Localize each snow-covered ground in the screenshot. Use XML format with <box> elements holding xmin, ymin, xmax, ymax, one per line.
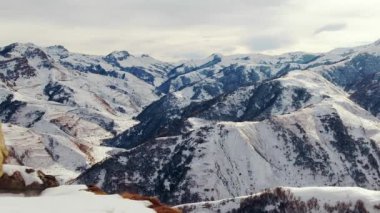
<box><xmin>0</xmin><ymin>185</ymin><xmax>155</xmax><ymax>213</ymax></box>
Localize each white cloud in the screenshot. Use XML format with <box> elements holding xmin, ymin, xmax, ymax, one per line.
<box><xmin>1</xmin><ymin>0</ymin><xmax>380</xmax><ymax>61</ymax></box>
<box><xmin>314</xmin><ymin>24</ymin><xmax>347</xmax><ymax>35</ymax></box>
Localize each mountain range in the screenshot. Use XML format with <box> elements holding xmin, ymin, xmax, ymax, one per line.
<box><xmin>1</xmin><ymin>40</ymin><xmax>380</xmax><ymax>208</ymax></box>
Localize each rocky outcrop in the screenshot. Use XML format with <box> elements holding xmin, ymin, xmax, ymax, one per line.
<box><xmin>0</xmin><ymin>165</ymin><xmax>58</xmax><ymax>193</ymax></box>
<box><xmin>44</xmin><ymin>81</ymin><xmax>77</xmax><ymax>106</ymax></box>
<box><xmin>0</xmin><ymin>57</ymin><xmax>37</xmax><ymax>85</ymax></box>
<box><xmin>0</xmin><ymin>94</ymin><xmax>45</xmax><ymax>128</ymax></box>
<box><xmin>350</xmin><ymin>72</ymin><xmax>380</xmax><ymax>118</ymax></box>
<box><xmin>86</xmin><ymin>185</ymin><xmax>182</xmax><ymax>213</ymax></box>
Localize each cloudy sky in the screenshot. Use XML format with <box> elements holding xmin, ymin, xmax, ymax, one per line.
<box><xmin>1</xmin><ymin>0</ymin><xmax>380</xmax><ymax>61</ymax></box>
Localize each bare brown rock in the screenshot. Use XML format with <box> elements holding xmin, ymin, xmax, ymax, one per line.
<box><xmin>0</xmin><ymin>165</ymin><xmax>59</xmax><ymax>194</ymax></box>
<box><xmin>87</xmin><ymin>185</ymin><xmax>182</xmax><ymax>213</ymax></box>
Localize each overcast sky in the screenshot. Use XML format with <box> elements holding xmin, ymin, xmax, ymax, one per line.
<box><xmin>1</xmin><ymin>0</ymin><xmax>380</xmax><ymax>61</ymax></box>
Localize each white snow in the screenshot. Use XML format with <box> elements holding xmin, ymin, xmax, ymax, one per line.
<box><xmin>148</xmin><ymin>69</ymin><xmax>380</xmax><ymax>203</ymax></box>
<box><xmin>0</xmin><ymin>185</ymin><xmax>155</xmax><ymax>213</ymax></box>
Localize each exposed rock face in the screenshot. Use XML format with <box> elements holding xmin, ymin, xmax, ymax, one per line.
<box><xmin>322</xmin><ymin>53</ymin><xmax>380</xmax><ymax>91</ymax></box>
<box><xmin>0</xmin><ymin>165</ymin><xmax>58</xmax><ymax>193</ymax></box>
<box><xmin>43</xmin><ymin>81</ymin><xmax>76</xmax><ymax>106</ymax></box>
<box><xmin>86</xmin><ymin>185</ymin><xmax>182</xmax><ymax>213</ymax></box>
<box><xmin>0</xmin><ymin>94</ymin><xmax>45</xmax><ymax>128</ymax></box>
<box><xmin>350</xmin><ymin>72</ymin><xmax>380</xmax><ymax>118</ymax></box>
<box><xmin>0</xmin><ymin>57</ymin><xmax>37</xmax><ymax>85</ymax></box>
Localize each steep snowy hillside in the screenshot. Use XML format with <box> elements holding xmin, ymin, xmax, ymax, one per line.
<box><xmin>107</xmin><ymin>57</ymin><xmax>322</xmax><ymax>148</ymax></box>
<box><xmin>107</xmin><ymin>40</ymin><xmax>380</xmax><ymax>149</ymax></box>
<box><xmin>78</xmin><ymin>70</ymin><xmax>380</xmax><ymax>204</ymax></box>
<box><xmin>0</xmin><ymin>43</ymin><xmax>172</xmax><ymax>181</ymax></box>
<box><xmin>305</xmin><ymin>41</ymin><xmax>380</xmax><ymax>118</ymax></box>
<box><xmin>177</xmin><ymin>187</ymin><xmax>380</xmax><ymax>213</ymax></box>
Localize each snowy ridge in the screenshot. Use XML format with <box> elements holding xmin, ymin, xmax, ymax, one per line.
<box><xmin>177</xmin><ymin>186</ymin><xmax>380</xmax><ymax>213</ymax></box>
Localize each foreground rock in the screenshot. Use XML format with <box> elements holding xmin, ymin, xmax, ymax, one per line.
<box><xmin>0</xmin><ymin>164</ymin><xmax>58</xmax><ymax>193</ymax></box>
<box><xmin>86</xmin><ymin>185</ymin><xmax>181</xmax><ymax>213</ymax></box>
<box><xmin>177</xmin><ymin>187</ymin><xmax>380</xmax><ymax>213</ymax></box>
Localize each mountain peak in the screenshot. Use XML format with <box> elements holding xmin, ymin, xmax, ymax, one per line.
<box><xmin>0</xmin><ymin>42</ymin><xmax>47</xmax><ymax>59</ymax></box>
<box><xmin>141</xmin><ymin>54</ymin><xmax>151</xmax><ymax>58</ymax></box>
<box><xmin>105</xmin><ymin>50</ymin><xmax>131</xmax><ymax>61</ymax></box>
<box><xmin>209</xmin><ymin>53</ymin><xmax>223</xmax><ymax>60</ymax></box>
<box><xmin>46</xmin><ymin>45</ymin><xmax>69</xmax><ymax>58</ymax></box>
<box><xmin>373</xmin><ymin>39</ymin><xmax>380</xmax><ymax>46</ymax></box>
<box><xmin>46</xmin><ymin>45</ymin><xmax>68</xmax><ymax>53</ymax></box>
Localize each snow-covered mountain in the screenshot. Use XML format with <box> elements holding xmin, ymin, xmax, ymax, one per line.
<box><xmin>157</xmin><ymin>52</ymin><xmax>318</xmax><ymax>101</ymax></box>
<box><xmin>0</xmin><ymin>42</ymin><xmax>172</xmax><ymax>182</ymax></box>
<box><xmin>2</xmin><ymin>40</ymin><xmax>380</xmax><ymax>209</ymax></box>
<box><xmin>77</xmin><ymin>70</ymin><xmax>380</xmax><ymax>205</ymax></box>
<box><xmin>76</xmin><ymin>41</ymin><xmax>380</xmax><ymax>205</ymax></box>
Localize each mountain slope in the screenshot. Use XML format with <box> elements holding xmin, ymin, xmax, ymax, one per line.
<box><xmin>0</xmin><ymin>43</ymin><xmax>172</xmax><ymax>181</ymax></box>
<box><xmin>77</xmin><ymin>70</ymin><xmax>380</xmax><ymax>205</ymax></box>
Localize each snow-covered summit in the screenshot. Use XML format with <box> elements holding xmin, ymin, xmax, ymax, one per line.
<box><xmin>106</xmin><ymin>50</ymin><xmax>131</xmax><ymax>60</ymax></box>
